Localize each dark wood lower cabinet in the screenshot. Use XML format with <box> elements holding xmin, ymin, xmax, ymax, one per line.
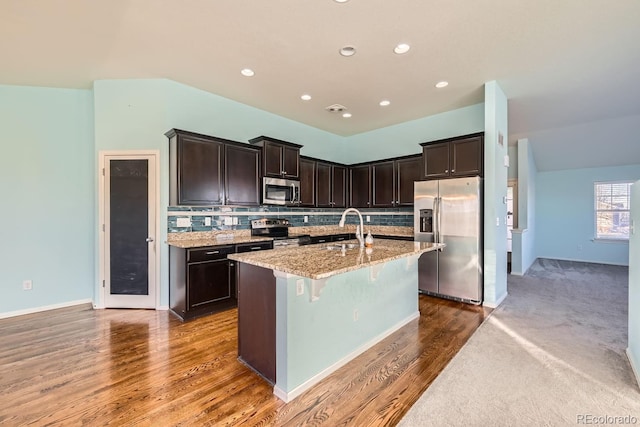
<box><xmin>237</xmin><ymin>262</ymin><xmax>276</xmax><ymax>384</ymax></box>
<box><xmin>170</xmin><ymin>245</ymin><xmax>236</xmax><ymax>321</ymax></box>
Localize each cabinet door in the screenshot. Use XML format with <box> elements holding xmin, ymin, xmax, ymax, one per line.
<box><xmin>396</xmin><ymin>156</ymin><xmax>422</xmax><ymax>206</ymax></box>
<box><xmin>225</xmin><ymin>144</ymin><xmax>260</xmax><ymax>206</ymax></box>
<box><xmin>263</xmin><ymin>142</ymin><xmax>283</xmax><ymax>177</ymax></box>
<box><xmin>349</xmin><ymin>165</ymin><xmax>371</xmax><ymax>208</ymax></box>
<box><xmin>187</xmin><ymin>260</ymin><xmax>233</xmax><ymax>310</ymax></box>
<box><xmin>282</xmin><ymin>146</ymin><xmax>300</xmax><ymax>178</ymax></box>
<box><xmin>299</xmin><ymin>158</ymin><xmax>316</xmax><ymax>207</ymax></box>
<box><xmin>316</xmin><ymin>162</ymin><xmax>332</xmax><ymax>207</ymax></box>
<box><xmin>178</xmin><ymin>135</ymin><xmax>224</xmax><ymax>205</ymax></box>
<box><xmin>371</xmin><ymin>161</ymin><xmax>395</xmax><ymax>208</ymax></box>
<box><xmin>332</xmin><ymin>165</ymin><xmax>347</xmax><ymax>208</ymax></box>
<box><xmin>423</xmin><ymin>142</ymin><xmax>450</xmax><ymax>179</ymax></box>
<box><xmin>451</xmin><ymin>136</ymin><xmax>482</xmax><ymax>177</ymax></box>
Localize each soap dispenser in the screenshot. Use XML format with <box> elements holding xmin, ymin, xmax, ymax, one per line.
<box><xmin>365</xmin><ymin>231</ymin><xmax>374</xmax><ymax>248</ymax></box>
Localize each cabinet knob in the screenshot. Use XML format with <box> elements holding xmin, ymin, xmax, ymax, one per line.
<box><xmin>445</xmin><ymin>169</ymin><xmax>449</xmax><ymax>173</ymax></box>
<box><xmin>451</xmin><ymin>169</ymin><xmax>455</xmax><ymax>172</ymax></box>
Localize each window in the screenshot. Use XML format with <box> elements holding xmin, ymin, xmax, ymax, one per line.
<box><xmin>595</xmin><ymin>181</ymin><xmax>632</xmax><ymax>240</ymax></box>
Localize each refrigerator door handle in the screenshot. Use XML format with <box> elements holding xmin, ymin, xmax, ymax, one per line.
<box><xmin>437</xmin><ymin>196</ymin><xmax>444</xmax><ymax>250</ymax></box>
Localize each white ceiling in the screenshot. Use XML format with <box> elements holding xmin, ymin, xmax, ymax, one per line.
<box><xmin>2</xmin><ymin>0</ymin><xmax>640</xmax><ymax>170</ymax></box>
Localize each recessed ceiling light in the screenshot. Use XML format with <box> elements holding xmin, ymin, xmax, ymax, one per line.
<box><xmin>393</xmin><ymin>43</ymin><xmax>410</xmax><ymax>54</ymax></box>
<box><xmin>334</xmin><ymin>0</ymin><xmax>349</xmax><ymax>3</ymax></box>
<box><xmin>241</xmin><ymin>68</ymin><xmax>255</xmax><ymax>77</ymax></box>
<box><xmin>379</xmin><ymin>100</ymin><xmax>391</xmax><ymax>107</ymax></box>
<box><xmin>301</xmin><ymin>94</ymin><xmax>312</xmax><ymax>101</ymax></box>
<box><xmin>339</xmin><ymin>46</ymin><xmax>356</xmax><ymax>57</ymax></box>
<box><xmin>435</xmin><ymin>81</ymin><xmax>449</xmax><ymax>88</ymax></box>
<box><xmin>342</xmin><ymin>112</ymin><xmax>352</xmax><ymax>118</ymax></box>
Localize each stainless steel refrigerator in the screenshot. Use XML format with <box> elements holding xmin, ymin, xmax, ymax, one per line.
<box><xmin>414</xmin><ymin>177</ymin><xmax>483</xmax><ymax>304</ymax></box>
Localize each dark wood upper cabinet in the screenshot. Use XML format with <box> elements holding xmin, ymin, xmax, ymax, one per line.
<box><xmin>371</xmin><ymin>160</ymin><xmax>395</xmax><ymax>208</ymax></box>
<box><xmin>249</xmin><ymin>136</ymin><xmax>302</xmax><ymax>179</ymax></box>
<box><xmin>315</xmin><ymin>160</ymin><xmax>347</xmax><ymax>208</ymax></box>
<box><xmin>421</xmin><ymin>133</ymin><xmax>484</xmax><ymax>179</ymax></box>
<box><xmin>332</xmin><ymin>165</ymin><xmax>347</xmax><ymax>208</ymax></box>
<box><xmin>299</xmin><ymin>157</ymin><xmax>316</xmax><ymax>207</ymax></box>
<box><xmin>395</xmin><ymin>156</ymin><xmax>422</xmax><ymax>206</ymax></box>
<box><xmin>349</xmin><ymin>164</ymin><xmax>371</xmax><ymax>208</ymax></box>
<box><xmin>224</xmin><ymin>143</ymin><xmax>261</xmax><ymax>206</ymax></box>
<box><xmin>167</xmin><ymin>129</ymin><xmax>225</xmax><ymax>205</ymax></box>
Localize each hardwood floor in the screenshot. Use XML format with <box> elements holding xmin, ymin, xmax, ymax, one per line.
<box><xmin>0</xmin><ymin>296</ymin><xmax>489</xmax><ymax>426</ymax></box>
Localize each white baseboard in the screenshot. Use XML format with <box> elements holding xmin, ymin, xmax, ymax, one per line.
<box><xmin>273</xmin><ymin>310</ymin><xmax>420</xmax><ymax>403</ymax></box>
<box><xmin>483</xmin><ymin>291</ymin><xmax>508</xmax><ymax>309</ymax></box>
<box><xmin>157</xmin><ymin>305</ymin><xmax>169</xmax><ymax>311</ymax></box>
<box><xmin>537</xmin><ymin>256</ymin><xmax>628</xmax><ymax>267</ymax></box>
<box><xmin>0</xmin><ymin>299</ymin><xmax>94</xmax><ymax>320</ymax></box>
<box><xmin>626</xmin><ymin>348</ymin><xmax>640</xmax><ymax>390</ymax></box>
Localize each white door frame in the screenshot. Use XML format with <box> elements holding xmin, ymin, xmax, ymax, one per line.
<box><xmin>97</xmin><ymin>150</ymin><xmax>161</xmax><ymax>309</ymax></box>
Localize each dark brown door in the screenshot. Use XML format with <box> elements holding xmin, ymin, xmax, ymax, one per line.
<box><xmin>225</xmin><ymin>144</ymin><xmax>260</xmax><ymax>206</ymax></box>
<box><xmin>423</xmin><ymin>142</ymin><xmax>450</xmax><ymax>179</ymax></box>
<box><xmin>187</xmin><ymin>260</ymin><xmax>233</xmax><ymax>310</ymax></box>
<box><xmin>371</xmin><ymin>161</ymin><xmax>395</xmax><ymax>208</ymax></box>
<box><xmin>349</xmin><ymin>165</ymin><xmax>371</xmax><ymax>208</ymax></box>
<box><xmin>282</xmin><ymin>146</ymin><xmax>300</xmax><ymax>178</ymax></box>
<box><xmin>332</xmin><ymin>166</ymin><xmax>347</xmax><ymax>208</ymax></box>
<box><xmin>451</xmin><ymin>136</ymin><xmax>482</xmax><ymax>177</ymax></box>
<box><xmin>299</xmin><ymin>157</ymin><xmax>316</xmax><ymax>206</ymax></box>
<box><xmin>396</xmin><ymin>156</ymin><xmax>422</xmax><ymax>206</ymax></box>
<box><xmin>178</xmin><ymin>135</ymin><xmax>224</xmax><ymax>205</ymax></box>
<box><xmin>316</xmin><ymin>161</ymin><xmax>332</xmax><ymax>207</ymax></box>
<box><xmin>263</xmin><ymin>142</ymin><xmax>283</xmax><ymax>177</ymax></box>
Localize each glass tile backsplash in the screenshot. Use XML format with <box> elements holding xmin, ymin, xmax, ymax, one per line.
<box><xmin>167</xmin><ymin>205</ymin><xmax>414</xmax><ymax>233</ymax></box>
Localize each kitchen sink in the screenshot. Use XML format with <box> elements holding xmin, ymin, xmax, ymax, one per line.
<box><xmin>325</xmin><ymin>243</ymin><xmax>359</xmax><ymax>251</ymax></box>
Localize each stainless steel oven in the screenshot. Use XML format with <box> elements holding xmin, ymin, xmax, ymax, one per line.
<box><xmin>250</xmin><ymin>218</ymin><xmax>310</xmax><ymax>249</ymax></box>
<box><xmin>262</xmin><ymin>177</ymin><xmax>300</xmax><ymax>206</ymax></box>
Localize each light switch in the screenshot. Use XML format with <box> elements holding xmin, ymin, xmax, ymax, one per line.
<box><xmin>176</xmin><ymin>217</ymin><xmax>191</xmax><ymax>227</ymax></box>
<box><xmin>204</xmin><ymin>217</ymin><xmax>211</xmax><ymax>226</ymax></box>
<box><xmin>496</xmin><ymin>217</ymin><xmax>500</xmax><ymax>226</ymax></box>
<box><xmin>232</xmin><ymin>217</ymin><xmax>238</xmax><ymax>225</ymax></box>
<box><xmin>504</xmin><ymin>154</ymin><xmax>510</xmax><ymax>167</ymax></box>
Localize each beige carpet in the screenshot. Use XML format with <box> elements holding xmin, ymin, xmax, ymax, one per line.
<box><xmin>399</xmin><ymin>259</ymin><xmax>640</xmax><ymax>426</ymax></box>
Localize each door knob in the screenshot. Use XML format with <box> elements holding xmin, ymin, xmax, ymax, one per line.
<box><xmin>146</xmin><ymin>237</ymin><xmax>154</xmax><ymax>243</ymax></box>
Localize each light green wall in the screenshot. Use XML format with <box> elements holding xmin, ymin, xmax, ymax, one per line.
<box><xmin>511</xmin><ymin>138</ymin><xmax>538</xmax><ymax>275</ymax></box>
<box><xmin>628</xmin><ymin>180</ymin><xmax>640</xmax><ymax>384</ymax></box>
<box><xmin>165</xmin><ymin>80</ymin><xmax>346</xmax><ymax>162</ymax></box>
<box><xmin>0</xmin><ymin>85</ymin><xmax>94</xmax><ymax>315</ymax></box>
<box><xmin>342</xmin><ymin>103</ymin><xmax>485</xmax><ymax>164</ymax></box>
<box><xmin>483</xmin><ymin>81</ymin><xmax>509</xmax><ymax>307</ymax></box>
<box><xmin>508</xmin><ymin>145</ymin><xmax>518</xmax><ymax>180</ymax></box>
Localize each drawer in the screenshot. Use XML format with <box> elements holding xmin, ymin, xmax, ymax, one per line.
<box><xmin>188</xmin><ymin>245</ymin><xmax>235</xmax><ymax>262</ymax></box>
<box><xmin>310</xmin><ymin>235</ymin><xmax>332</xmax><ymax>244</ymax></box>
<box><xmin>236</xmin><ymin>241</ymin><xmax>274</xmax><ymax>253</ymax></box>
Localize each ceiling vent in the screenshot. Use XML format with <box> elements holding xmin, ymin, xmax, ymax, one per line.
<box><xmin>325</xmin><ymin>104</ymin><xmax>347</xmax><ymax>113</ymax></box>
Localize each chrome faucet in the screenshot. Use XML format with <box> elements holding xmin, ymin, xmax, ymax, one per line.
<box><xmin>338</xmin><ymin>208</ymin><xmax>365</xmax><ymax>248</ymax></box>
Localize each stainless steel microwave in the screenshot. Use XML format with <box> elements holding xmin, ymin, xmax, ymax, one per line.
<box><xmin>262</xmin><ymin>177</ymin><xmax>300</xmax><ymax>206</ymax></box>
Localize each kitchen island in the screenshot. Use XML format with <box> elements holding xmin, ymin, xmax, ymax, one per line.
<box><xmin>228</xmin><ymin>239</ymin><xmax>442</xmax><ymax>402</ymax></box>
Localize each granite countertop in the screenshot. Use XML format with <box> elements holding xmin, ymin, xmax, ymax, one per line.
<box><xmin>167</xmin><ymin>235</ymin><xmax>273</xmax><ymax>249</ymax></box>
<box><xmin>228</xmin><ymin>239</ymin><xmax>443</xmax><ymax>280</ymax></box>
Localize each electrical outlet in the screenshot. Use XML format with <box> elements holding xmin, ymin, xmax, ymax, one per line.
<box><xmin>304</xmin><ymin>216</ymin><xmax>308</xmax><ymax>223</ymax></box>
<box><xmin>366</xmin><ymin>215</ymin><xmax>371</xmax><ymax>222</ymax></box>
<box><xmin>496</xmin><ymin>217</ymin><xmax>500</xmax><ymax>226</ymax></box>
<box><xmin>176</xmin><ymin>217</ymin><xmax>191</xmax><ymax>227</ymax></box>
<box><xmin>223</xmin><ymin>216</ymin><xmax>233</xmax><ymax>226</ymax></box>
<box><xmin>204</xmin><ymin>217</ymin><xmax>211</xmax><ymax>226</ymax></box>
<box><xmin>353</xmin><ymin>309</ymin><xmax>359</xmax><ymax>322</ymax></box>
<box><xmin>23</xmin><ymin>280</ymin><xmax>32</xmax><ymax>290</ymax></box>
<box><xmin>577</xmin><ymin>244</ymin><xmax>583</xmax><ymax>251</ymax></box>
<box><xmin>232</xmin><ymin>217</ymin><xmax>238</xmax><ymax>225</ymax></box>
<box><xmin>296</xmin><ymin>279</ymin><xmax>304</xmax><ymax>296</ymax></box>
